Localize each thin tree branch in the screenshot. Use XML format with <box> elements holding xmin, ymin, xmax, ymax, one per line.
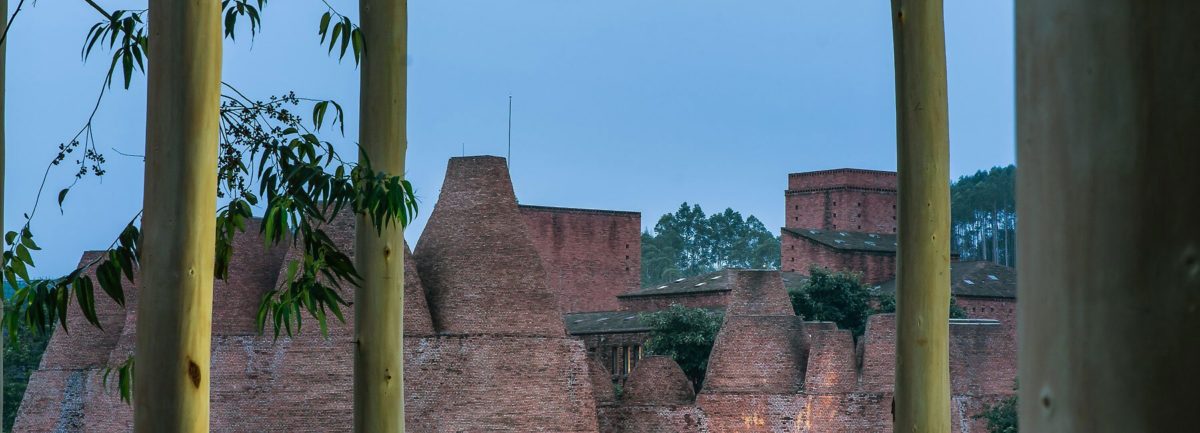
<box><xmin>0</xmin><ymin>0</ymin><xmax>28</xmax><ymax>46</ymax></box>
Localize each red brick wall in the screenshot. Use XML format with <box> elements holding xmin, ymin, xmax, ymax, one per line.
<box><xmin>520</xmin><ymin>205</ymin><xmax>640</xmax><ymax>313</ymax></box>
<box><xmin>957</xmin><ymin>297</ymin><xmax>1017</xmax><ymax>341</ymax></box>
<box><xmin>623</xmin><ymin>356</ymin><xmax>695</xmax><ymax>405</ymax></box>
<box><xmin>804</xmin><ymin>328</ymin><xmax>857</xmax><ymax>394</ymax></box>
<box><xmin>725</xmin><ymin>270</ymin><xmax>793</xmax><ymax>316</ymax></box>
<box><xmin>597</xmin><ymin>405</ymin><xmax>705</xmax><ymax>433</ymax></box>
<box><xmin>701</xmin><ymin>315</ymin><xmax>808</xmax><ymax>395</ymax></box>
<box><xmin>617</xmin><ymin>291</ymin><xmax>730</xmax><ymax>312</ymax></box>
<box><xmin>781</xmin><ymin>234</ymin><xmax>897</xmax><ymax>284</ymax></box>
<box><xmin>785</xmin><ymin>169</ymin><xmax>898</xmax><ymax>234</ymax></box>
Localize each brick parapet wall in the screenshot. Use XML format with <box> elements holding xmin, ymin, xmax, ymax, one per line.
<box><xmin>782</xmin><ymin>233</ymin><xmax>897</xmax><ymax>284</ymax></box>
<box><xmin>804</xmin><ymin>328</ymin><xmax>858</xmax><ymax>394</ymax></box>
<box><xmin>785</xmin><ymin>169</ymin><xmax>898</xmax><ymax>234</ymax></box>
<box><xmin>725</xmin><ymin>270</ymin><xmax>793</xmax><ymax>316</ymax></box>
<box><xmin>702</xmin><ymin>315</ymin><xmax>808</xmax><ymax>395</ymax></box>
<box><xmin>957</xmin><ymin>297</ymin><xmax>1017</xmax><ymax>342</ymax></box>
<box><xmin>622</xmin><ymin>356</ymin><xmax>695</xmax><ymax>406</ymax></box>
<box><xmin>520</xmin><ymin>205</ymin><xmax>640</xmax><ymax>313</ymax></box>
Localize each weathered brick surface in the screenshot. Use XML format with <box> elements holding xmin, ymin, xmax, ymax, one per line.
<box><xmin>725</xmin><ymin>270</ymin><xmax>793</xmax><ymax>316</ymax></box>
<box><xmin>623</xmin><ymin>356</ymin><xmax>695</xmax><ymax>406</ymax></box>
<box><xmin>590</xmin><ymin>357</ymin><xmax>617</xmax><ymax>403</ymax></box>
<box><xmin>957</xmin><ymin>297</ymin><xmax>1016</xmax><ymax>341</ymax></box>
<box><xmin>415</xmin><ymin>156</ymin><xmax>565</xmax><ymax>337</ymax></box>
<box><xmin>785</xmin><ymin>169</ymin><xmax>898</xmax><ymax>234</ymax></box>
<box><xmin>521</xmin><ymin>205</ymin><xmax>641</xmax><ymax>313</ymax></box>
<box><xmin>803</xmin><ymin>328</ymin><xmax>857</xmax><ymax>394</ymax></box>
<box><xmin>213</xmin><ymin>218</ymin><xmax>288</xmax><ymax>335</ymax></box>
<box><xmin>598</xmin><ymin>405</ymin><xmax>707</xmax><ymax>433</ymax></box>
<box><xmin>37</xmin><ymin>252</ymin><xmax>130</xmax><ymax>370</ymax></box>
<box><xmin>781</xmin><ymin>233</ymin><xmax>896</xmax><ymax>284</ymax></box>
<box><xmin>405</xmin><ymin>336</ymin><xmax>600</xmax><ymax>433</ymax></box>
<box><xmin>702</xmin><ymin>315</ymin><xmax>808</xmax><ymax>395</ymax></box>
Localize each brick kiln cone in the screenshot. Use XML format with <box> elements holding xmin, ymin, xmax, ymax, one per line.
<box><xmin>415</xmin><ymin>156</ymin><xmax>566</xmax><ymax>337</ymax></box>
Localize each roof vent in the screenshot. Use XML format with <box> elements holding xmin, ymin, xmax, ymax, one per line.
<box><xmin>838</xmin><ymin>232</ymin><xmax>848</xmax><ymax>236</ymax></box>
<box><xmin>694</xmin><ymin>282</ymin><xmax>706</xmax><ymax>287</ymax></box>
<box><xmin>964</xmin><ymin>279</ymin><xmax>975</xmax><ymax>285</ymax></box>
<box><xmin>674</xmin><ymin>278</ymin><xmax>685</xmax><ymax>283</ymax></box>
<box><xmin>574</xmin><ymin>319</ymin><xmax>584</xmax><ymax>323</ymax></box>
<box><xmin>865</xmin><ymin>241</ymin><xmax>876</xmax><ymax>246</ymax></box>
<box><xmin>869</xmin><ymin>234</ymin><xmax>879</xmax><ymax>238</ymax></box>
<box><xmin>624</xmin><ymin>316</ymin><xmax>636</xmax><ymax>321</ymax></box>
<box><xmin>987</xmin><ymin>275</ymin><xmax>999</xmax><ymax>281</ymax></box>
<box><xmin>834</xmin><ymin>239</ymin><xmax>846</xmax><ymax>244</ymax></box>
<box><xmin>809</xmin><ymin>230</ymin><xmax>818</xmax><ymax>234</ymax></box>
<box><xmin>710</xmin><ymin>275</ymin><xmax>722</xmax><ymax>280</ymax></box>
<box><xmin>657</xmin><ymin>285</ymin><xmax>668</xmax><ymax>290</ymax></box>
<box><xmin>597</xmin><ymin>317</ymin><xmax>609</xmax><ymax>322</ymax></box>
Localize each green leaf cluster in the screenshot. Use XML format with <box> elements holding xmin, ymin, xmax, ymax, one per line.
<box><xmin>318</xmin><ymin>10</ymin><xmax>363</xmax><ymax>64</ymax></box>
<box><xmin>974</xmin><ymin>393</ymin><xmax>1018</xmax><ymax>433</ymax></box>
<box><xmin>788</xmin><ymin>266</ymin><xmax>874</xmax><ymax>336</ymax></box>
<box><xmin>82</xmin><ymin>9</ymin><xmax>147</xmax><ymax>89</ymax></box>
<box><xmin>642</xmin><ymin>203</ymin><xmax>781</xmax><ymax>286</ymax></box>
<box><xmin>215</xmin><ymin>88</ymin><xmax>417</xmax><ymax>339</ymax></box>
<box><xmin>4</xmin><ymin>303</ymin><xmax>53</xmax><ymax>432</ymax></box>
<box><xmin>640</xmin><ymin>305</ymin><xmax>723</xmax><ymax>390</ymax></box>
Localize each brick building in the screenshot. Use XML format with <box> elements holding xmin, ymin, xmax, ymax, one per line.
<box><xmin>15</xmin><ymin>158</ymin><xmax>1016</xmax><ymax>432</ymax></box>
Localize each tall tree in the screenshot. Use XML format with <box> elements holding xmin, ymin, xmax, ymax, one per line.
<box><xmin>640</xmin><ymin>305</ymin><xmax>722</xmax><ymax>391</ymax></box>
<box><xmin>891</xmin><ymin>0</ymin><xmax>952</xmax><ymax>431</ymax></box>
<box><xmin>133</xmin><ymin>0</ymin><xmax>221</xmax><ymax>430</ymax></box>
<box><xmin>641</xmin><ymin>203</ymin><xmax>780</xmax><ymax>286</ymax></box>
<box><xmin>354</xmin><ymin>0</ymin><xmax>408</xmax><ymax>431</ymax></box>
<box><xmin>1017</xmin><ymin>1</ymin><xmax>1199</xmax><ymax>431</ymax></box>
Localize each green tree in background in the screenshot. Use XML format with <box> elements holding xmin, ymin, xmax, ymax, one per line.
<box><xmin>4</xmin><ymin>305</ymin><xmax>51</xmax><ymax>432</ymax></box>
<box><xmin>788</xmin><ymin>267</ymin><xmax>874</xmax><ymax>336</ymax></box>
<box><xmin>641</xmin><ymin>203</ymin><xmax>780</xmax><ymax>286</ymax></box>
<box><xmin>788</xmin><ymin>266</ymin><xmax>966</xmax><ymax>337</ymax></box>
<box><xmin>974</xmin><ymin>394</ymin><xmax>1017</xmax><ymax>433</ymax></box>
<box><xmin>951</xmin><ymin>165</ymin><xmax>1016</xmax><ymax>266</ymax></box>
<box><xmin>640</xmin><ymin>305</ymin><xmax>722</xmax><ymax>391</ymax></box>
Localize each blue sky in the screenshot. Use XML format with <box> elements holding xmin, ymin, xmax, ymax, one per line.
<box><xmin>5</xmin><ymin>1</ymin><xmax>1013</xmax><ymax>276</ymax></box>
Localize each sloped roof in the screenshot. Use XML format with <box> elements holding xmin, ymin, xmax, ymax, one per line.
<box><xmin>782</xmin><ymin>227</ymin><xmax>898</xmax><ymax>253</ymax></box>
<box><xmin>874</xmin><ymin>261</ymin><xmax>1016</xmax><ymax>299</ymax></box>
<box><xmin>564</xmin><ymin>307</ymin><xmax>724</xmax><ymax>335</ymax></box>
<box><xmin>619</xmin><ymin>269</ymin><xmax>808</xmax><ymax>298</ymax></box>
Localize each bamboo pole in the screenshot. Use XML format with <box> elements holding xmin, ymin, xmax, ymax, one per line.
<box><xmin>1</xmin><ymin>0</ymin><xmax>6</xmax><ymax>426</ymax></box>
<box><xmin>890</xmin><ymin>1</ymin><xmax>951</xmax><ymax>432</ymax></box>
<box><xmin>1016</xmin><ymin>1</ymin><xmax>1200</xmax><ymax>431</ymax></box>
<box><xmin>132</xmin><ymin>0</ymin><xmax>221</xmax><ymax>431</ymax></box>
<box><xmin>354</xmin><ymin>0</ymin><xmax>407</xmax><ymax>431</ymax></box>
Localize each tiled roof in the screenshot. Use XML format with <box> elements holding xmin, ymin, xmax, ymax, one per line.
<box><xmin>782</xmin><ymin>227</ymin><xmax>898</xmax><ymax>253</ymax></box>
<box><xmin>618</xmin><ymin>269</ymin><xmax>808</xmax><ymax>299</ymax></box>
<box><xmin>563</xmin><ymin>307</ymin><xmax>725</xmax><ymax>335</ymax></box>
<box><xmin>874</xmin><ymin>261</ymin><xmax>1016</xmax><ymax>299</ymax></box>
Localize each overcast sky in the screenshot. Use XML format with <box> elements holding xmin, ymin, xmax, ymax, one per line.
<box><xmin>5</xmin><ymin>1</ymin><xmax>1013</xmax><ymax>276</ymax></box>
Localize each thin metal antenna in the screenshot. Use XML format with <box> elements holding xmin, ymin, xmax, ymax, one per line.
<box><xmin>507</xmin><ymin>95</ymin><xmax>513</xmax><ymax>166</ymax></box>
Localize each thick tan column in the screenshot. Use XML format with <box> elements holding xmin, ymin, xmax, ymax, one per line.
<box><xmin>1016</xmin><ymin>1</ymin><xmax>1200</xmax><ymax>431</ymax></box>
<box><xmin>132</xmin><ymin>0</ymin><xmax>221</xmax><ymax>431</ymax></box>
<box><xmin>354</xmin><ymin>0</ymin><xmax>408</xmax><ymax>431</ymax></box>
<box><xmin>890</xmin><ymin>1</ymin><xmax>952</xmax><ymax>432</ymax></box>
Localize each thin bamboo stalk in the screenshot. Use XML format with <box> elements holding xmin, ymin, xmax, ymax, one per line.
<box><xmin>891</xmin><ymin>0</ymin><xmax>952</xmax><ymax>431</ymax></box>
<box><xmin>354</xmin><ymin>0</ymin><xmax>407</xmax><ymax>431</ymax></box>
<box><xmin>132</xmin><ymin>0</ymin><xmax>221</xmax><ymax>431</ymax></box>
